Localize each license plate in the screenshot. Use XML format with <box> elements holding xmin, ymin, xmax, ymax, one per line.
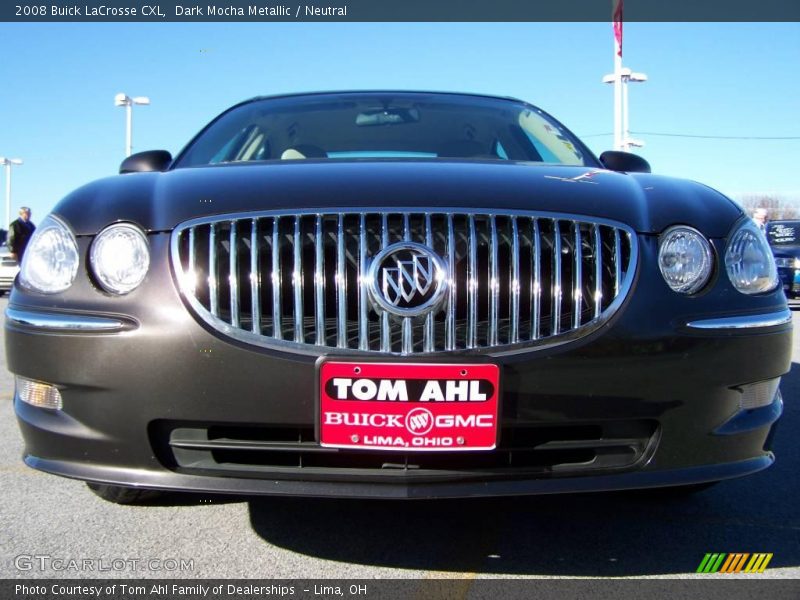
<box><xmin>319</xmin><ymin>362</ymin><xmax>500</xmax><ymax>451</ymax></box>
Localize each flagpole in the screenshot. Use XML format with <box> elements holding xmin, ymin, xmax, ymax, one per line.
<box><xmin>613</xmin><ymin>0</ymin><xmax>623</xmax><ymax>150</ymax></box>
<box><xmin>614</xmin><ymin>37</ymin><xmax>623</xmax><ymax>150</ymax></box>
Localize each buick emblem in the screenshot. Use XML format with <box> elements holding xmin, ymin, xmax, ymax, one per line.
<box><xmin>367</xmin><ymin>242</ymin><xmax>448</xmax><ymax>317</ymax></box>
<box><xmin>405</xmin><ymin>408</ymin><xmax>434</xmax><ymax>436</ymax></box>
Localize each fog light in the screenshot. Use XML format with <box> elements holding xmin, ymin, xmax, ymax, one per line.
<box><xmin>16</xmin><ymin>377</ymin><xmax>63</xmax><ymax>410</ymax></box>
<box><xmin>739</xmin><ymin>379</ymin><xmax>780</xmax><ymax>410</ymax></box>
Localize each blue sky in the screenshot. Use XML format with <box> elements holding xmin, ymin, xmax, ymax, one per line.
<box><xmin>0</xmin><ymin>22</ymin><xmax>798</xmax><ymax>224</ymax></box>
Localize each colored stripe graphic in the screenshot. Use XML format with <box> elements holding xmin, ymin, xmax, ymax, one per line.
<box><xmin>744</xmin><ymin>553</ymin><xmax>773</xmax><ymax>573</ymax></box>
<box><xmin>697</xmin><ymin>553</ymin><xmax>773</xmax><ymax>573</ymax></box>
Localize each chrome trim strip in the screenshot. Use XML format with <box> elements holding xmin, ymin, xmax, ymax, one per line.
<box><xmin>250</xmin><ymin>219</ymin><xmax>261</xmax><ymax>334</ymax></box>
<box><xmin>687</xmin><ymin>310</ymin><xmax>792</xmax><ymax>330</ymax></box>
<box><xmin>229</xmin><ymin>220</ymin><xmax>239</xmax><ymax>328</ymax></box>
<box><xmin>5</xmin><ymin>308</ymin><xmax>129</xmax><ymax>332</ymax></box>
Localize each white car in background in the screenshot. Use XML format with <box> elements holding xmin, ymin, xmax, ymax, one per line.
<box><xmin>0</xmin><ymin>245</ymin><xmax>19</xmax><ymax>295</ymax></box>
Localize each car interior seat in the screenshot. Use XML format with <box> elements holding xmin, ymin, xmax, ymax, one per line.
<box><xmin>280</xmin><ymin>144</ymin><xmax>328</xmax><ymax>160</ymax></box>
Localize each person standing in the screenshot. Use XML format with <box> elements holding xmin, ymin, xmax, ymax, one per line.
<box><xmin>8</xmin><ymin>207</ymin><xmax>36</xmax><ymax>262</ymax></box>
<box><xmin>752</xmin><ymin>208</ymin><xmax>768</xmax><ymax>232</ymax></box>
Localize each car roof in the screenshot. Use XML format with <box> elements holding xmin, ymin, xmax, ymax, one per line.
<box><xmin>233</xmin><ymin>90</ymin><xmax>527</xmax><ymax>110</ymax></box>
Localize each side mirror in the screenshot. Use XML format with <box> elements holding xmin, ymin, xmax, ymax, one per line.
<box><xmin>119</xmin><ymin>150</ymin><xmax>172</xmax><ymax>174</ymax></box>
<box><xmin>599</xmin><ymin>150</ymin><xmax>651</xmax><ymax>174</ymax></box>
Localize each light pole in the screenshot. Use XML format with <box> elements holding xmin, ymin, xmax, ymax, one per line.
<box><xmin>114</xmin><ymin>93</ymin><xmax>150</xmax><ymax>157</ymax></box>
<box><xmin>621</xmin><ymin>68</ymin><xmax>647</xmax><ymax>150</ymax></box>
<box><xmin>602</xmin><ymin>67</ymin><xmax>648</xmax><ymax>151</ymax></box>
<box><xmin>0</xmin><ymin>157</ymin><xmax>23</xmax><ymax>231</ymax></box>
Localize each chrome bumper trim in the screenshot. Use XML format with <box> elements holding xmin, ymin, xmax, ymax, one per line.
<box><xmin>686</xmin><ymin>309</ymin><xmax>792</xmax><ymax>330</ymax></box>
<box><xmin>5</xmin><ymin>308</ymin><xmax>129</xmax><ymax>332</ymax></box>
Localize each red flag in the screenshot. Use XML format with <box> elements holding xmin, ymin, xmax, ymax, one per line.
<box><xmin>613</xmin><ymin>0</ymin><xmax>623</xmax><ymax>57</ymax></box>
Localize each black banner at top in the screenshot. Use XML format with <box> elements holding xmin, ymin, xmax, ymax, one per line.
<box><xmin>2</xmin><ymin>0</ymin><xmax>800</xmax><ymax>22</ymax></box>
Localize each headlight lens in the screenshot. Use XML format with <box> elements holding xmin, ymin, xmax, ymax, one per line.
<box><xmin>724</xmin><ymin>221</ymin><xmax>778</xmax><ymax>295</ymax></box>
<box><xmin>19</xmin><ymin>215</ymin><xmax>80</xmax><ymax>294</ymax></box>
<box><xmin>658</xmin><ymin>226</ymin><xmax>713</xmax><ymax>294</ymax></box>
<box><xmin>90</xmin><ymin>223</ymin><xmax>150</xmax><ymax>294</ymax></box>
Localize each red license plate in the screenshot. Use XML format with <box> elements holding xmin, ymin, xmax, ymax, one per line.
<box><xmin>319</xmin><ymin>362</ymin><xmax>499</xmax><ymax>451</ymax></box>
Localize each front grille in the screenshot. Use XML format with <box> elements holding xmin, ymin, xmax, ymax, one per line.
<box><xmin>155</xmin><ymin>420</ymin><xmax>658</xmax><ymax>480</ymax></box>
<box><xmin>171</xmin><ymin>210</ymin><xmax>636</xmax><ymax>354</ymax></box>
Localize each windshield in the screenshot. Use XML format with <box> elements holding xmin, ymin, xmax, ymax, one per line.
<box><xmin>174</xmin><ymin>93</ymin><xmax>593</xmax><ymax>168</ymax></box>
<box><xmin>767</xmin><ymin>222</ymin><xmax>800</xmax><ymax>246</ymax></box>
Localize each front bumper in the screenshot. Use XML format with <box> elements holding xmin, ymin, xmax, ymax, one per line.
<box><xmin>5</xmin><ymin>235</ymin><xmax>793</xmax><ymax>498</ymax></box>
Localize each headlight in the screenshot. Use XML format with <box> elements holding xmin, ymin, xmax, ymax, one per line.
<box><xmin>657</xmin><ymin>226</ymin><xmax>713</xmax><ymax>294</ymax></box>
<box><xmin>19</xmin><ymin>215</ymin><xmax>80</xmax><ymax>294</ymax></box>
<box><xmin>90</xmin><ymin>223</ymin><xmax>150</xmax><ymax>294</ymax></box>
<box><xmin>724</xmin><ymin>221</ymin><xmax>778</xmax><ymax>295</ymax></box>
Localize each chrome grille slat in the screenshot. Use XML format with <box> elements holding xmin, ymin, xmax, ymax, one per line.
<box><xmin>380</xmin><ymin>213</ymin><xmax>390</xmax><ymax>352</ymax></box>
<box><xmin>552</xmin><ymin>221</ymin><xmax>562</xmax><ymax>336</ymax></box>
<box><xmin>614</xmin><ymin>228</ymin><xmax>622</xmax><ymax>297</ymax></box>
<box><xmin>510</xmin><ymin>217</ymin><xmax>520</xmax><ymax>344</ymax></box>
<box><xmin>314</xmin><ymin>215</ymin><xmax>325</xmax><ymax>345</ymax></box>
<box><xmin>187</xmin><ymin>228</ymin><xmax>196</xmax><ymax>293</ymax></box>
<box><xmin>445</xmin><ymin>214</ymin><xmax>456</xmax><ymax>351</ymax></box>
<box><xmin>358</xmin><ymin>214</ymin><xmax>369</xmax><ymax>351</ymax></box>
<box><xmin>593</xmin><ymin>224</ymin><xmax>602</xmax><ymax>320</ymax></box>
<box><xmin>229</xmin><ymin>221</ymin><xmax>240</xmax><ymax>328</ymax></box>
<box><xmin>292</xmin><ymin>217</ymin><xmax>303</xmax><ymax>343</ymax></box>
<box><xmin>531</xmin><ymin>218</ymin><xmax>541</xmax><ymax>341</ymax></box>
<box><xmin>402</xmin><ymin>318</ymin><xmax>413</xmax><ymax>355</ymax></box>
<box><xmin>250</xmin><ymin>219</ymin><xmax>261</xmax><ymax>335</ymax></box>
<box><xmin>572</xmin><ymin>222</ymin><xmax>582</xmax><ymax>330</ymax></box>
<box><xmin>174</xmin><ymin>210</ymin><xmax>637</xmax><ymax>355</ymax></box>
<box><xmin>467</xmin><ymin>215</ymin><xmax>478</xmax><ymax>349</ymax></box>
<box><xmin>271</xmin><ymin>218</ymin><xmax>282</xmax><ymax>339</ymax></box>
<box><xmin>208</xmin><ymin>223</ymin><xmax>218</xmax><ymax>317</ymax></box>
<box><xmin>424</xmin><ymin>213</ymin><xmax>435</xmax><ymax>353</ymax></box>
<box><xmin>489</xmin><ymin>215</ymin><xmax>499</xmax><ymax>347</ymax></box>
<box><xmin>336</xmin><ymin>214</ymin><xmax>347</xmax><ymax>348</ymax></box>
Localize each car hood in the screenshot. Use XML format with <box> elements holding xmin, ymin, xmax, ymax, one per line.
<box><xmin>53</xmin><ymin>160</ymin><xmax>743</xmax><ymax>237</ymax></box>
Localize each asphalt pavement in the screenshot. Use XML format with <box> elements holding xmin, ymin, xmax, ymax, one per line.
<box><xmin>1</xmin><ymin>295</ymin><xmax>798</xmax><ymax>580</ymax></box>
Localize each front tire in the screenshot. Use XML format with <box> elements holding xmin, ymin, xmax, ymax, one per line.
<box><xmin>86</xmin><ymin>482</ymin><xmax>163</xmax><ymax>504</ymax></box>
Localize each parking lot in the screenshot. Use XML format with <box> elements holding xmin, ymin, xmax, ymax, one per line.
<box><xmin>1</xmin><ymin>295</ymin><xmax>798</xmax><ymax>580</ymax></box>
